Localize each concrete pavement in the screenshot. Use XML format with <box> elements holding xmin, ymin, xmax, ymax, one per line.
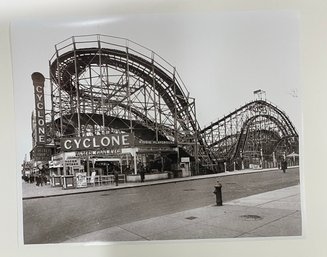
<box><xmin>62</xmin><ymin>185</ymin><xmax>301</xmax><ymax>243</ymax></box>
<box><xmin>21</xmin><ymin>167</ymin><xmax>302</xmax><ymax>243</ymax></box>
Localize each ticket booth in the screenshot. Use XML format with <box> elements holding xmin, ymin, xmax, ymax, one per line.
<box><xmin>49</xmin><ymin>159</ymin><xmax>63</xmax><ymax>187</ymax></box>
<box><xmin>180</xmin><ymin>157</ymin><xmax>191</xmax><ymax>177</ymax></box>
<box><xmin>62</xmin><ymin>158</ymin><xmax>83</xmax><ymax>189</ymax></box>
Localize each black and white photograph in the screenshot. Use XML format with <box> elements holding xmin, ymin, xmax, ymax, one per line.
<box><xmin>11</xmin><ymin>11</ymin><xmax>302</xmax><ymax>245</ymax></box>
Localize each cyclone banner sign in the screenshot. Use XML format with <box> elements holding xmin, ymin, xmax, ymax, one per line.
<box><xmin>32</xmin><ymin>72</ymin><xmax>47</xmax><ymax>145</ymax></box>
<box><xmin>60</xmin><ymin>133</ymin><xmax>134</xmax><ymax>152</ymax></box>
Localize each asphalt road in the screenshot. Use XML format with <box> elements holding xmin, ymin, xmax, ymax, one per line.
<box><xmin>23</xmin><ymin>167</ymin><xmax>300</xmax><ymax>244</ymax></box>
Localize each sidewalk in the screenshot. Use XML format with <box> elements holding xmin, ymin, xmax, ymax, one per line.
<box><xmin>22</xmin><ymin>167</ymin><xmax>298</xmax><ymax>199</ymax></box>
<box><xmin>62</xmin><ymin>185</ymin><xmax>301</xmax><ymax>243</ymax></box>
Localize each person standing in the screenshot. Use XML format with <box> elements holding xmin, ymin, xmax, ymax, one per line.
<box><xmin>30</xmin><ymin>172</ymin><xmax>34</xmax><ymax>183</ymax></box>
<box><xmin>140</xmin><ymin>167</ymin><xmax>145</xmax><ymax>183</ymax></box>
<box><xmin>35</xmin><ymin>173</ymin><xmax>41</xmax><ymax>186</ymax></box>
<box><xmin>138</xmin><ymin>162</ymin><xmax>145</xmax><ymax>182</ymax></box>
<box><xmin>39</xmin><ymin>165</ymin><xmax>46</xmax><ymax>186</ymax></box>
<box><xmin>281</xmin><ymin>159</ymin><xmax>288</xmax><ymax>173</ymax></box>
<box><xmin>114</xmin><ymin>169</ymin><xmax>119</xmax><ymax>186</ymax></box>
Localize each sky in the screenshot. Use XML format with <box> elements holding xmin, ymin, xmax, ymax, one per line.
<box><xmin>10</xmin><ymin>10</ymin><xmax>301</xmax><ymax>165</ymax></box>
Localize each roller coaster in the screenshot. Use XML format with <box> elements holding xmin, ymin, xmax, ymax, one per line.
<box><xmin>44</xmin><ymin>34</ymin><xmax>298</xmax><ymax>173</ymax></box>
<box><xmin>200</xmin><ymin>97</ymin><xmax>299</xmax><ymax>171</ymax></box>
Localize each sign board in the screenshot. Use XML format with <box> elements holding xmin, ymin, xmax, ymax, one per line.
<box><xmin>75</xmin><ymin>149</ymin><xmax>122</xmax><ymax>157</ymax></box>
<box><xmin>75</xmin><ymin>172</ymin><xmax>87</xmax><ymax>188</ymax></box>
<box><xmin>181</xmin><ymin>157</ymin><xmax>190</xmax><ymax>163</ymax></box>
<box><xmin>61</xmin><ymin>134</ymin><xmax>133</xmax><ymax>152</ymax></box>
<box><xmin>49</xmin><ymin>160</ymin><xmax>63</xmax><ymax>168</ymax></box>
<box><xmin>31</xmin><ymin>72</ymin><xmax>47</xmax><ymax>144</ymax></box>
<box><xmin>136</xmin><ymin>139</ymin><xmax>176</xmax><ymax>147</ymax></box>
<box><xmin>49</xmin><ymin>152</ymin><xmax>66</xmax><ymax>168</ymax></box>
<box><xmin>65</xmin><ymin>158</ymin><xmax>81</xmax><ymax>167</ymax></box>
<box><xmin>30</xmin><ymin>146</ymin><xmax>52</xmax><ymax>162</ymax></box>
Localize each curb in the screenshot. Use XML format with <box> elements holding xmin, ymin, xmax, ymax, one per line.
<box><xmin>22</xmin><ymin>166</ymin><xmax>299</xmax><ymax>200</ymax></box>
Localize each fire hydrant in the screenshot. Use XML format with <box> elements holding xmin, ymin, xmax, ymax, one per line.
<box><xmin>213</xmin><ymin>181</ymin><xmax>223</xmax><ymax>206</ymax></box>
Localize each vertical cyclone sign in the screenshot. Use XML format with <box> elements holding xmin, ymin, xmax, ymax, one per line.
<box><xmin>31</xmin><ymin>72</ymin><xmax>47</xmax><ymax>145</ymax></box>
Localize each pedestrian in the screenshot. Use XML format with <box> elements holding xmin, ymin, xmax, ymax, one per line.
<box><xmin>42</xmin><ymin>164</ymin><xmax>49</xmax><ymax>185</ymax></box>
<box><xmin>140</xmin><ymin>167</ymin><xmax>145</xmax><ymax>183</ymax></box>
<box><xmin>38</xmin><ymin>165</ymin><xmax>45</xmax><ymax>186</ymax></box>
<box><xmin>42</xmin><ymin>174</ymin><xmax>47</xmax><ymax>185</ymax></box>
<box><xmin>35</xmin><ymin>174</ymin><xmax>41</xmax><ymax>186</ymax></box>
<box><xmin>138</xmin><ymin>162</ymin><xmax>145</xmax><ymax>182</ymax></box>
<box><xmin>281</xmin><ymin>159</ymin><xmax>288</xmax><ymax>173</ymax></box>
<box><xmin>114</xmin><ymin>169</ymin><xmax>119</xmax><ymax>186</ymax></box>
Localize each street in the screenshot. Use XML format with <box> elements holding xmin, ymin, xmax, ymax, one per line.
<box><xmin>23</xmin><ymin>167</ymin><xmax>300</xmax><ymax>244</ymax></box>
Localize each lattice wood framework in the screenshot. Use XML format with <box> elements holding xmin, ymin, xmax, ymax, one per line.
<box><xmin>200</xmin><ymin>100</ymin><xmax>299</xmax><ymax>170</ymax></box>
<box><xmin>46</xmin><ymin>34</ymin><xmax>298</xmax><ymax>173</ymax></box>
<box><xmin>48</xmin><ymin>35</ymin><xmax>214</xmax><ymax>171</ymax></box>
